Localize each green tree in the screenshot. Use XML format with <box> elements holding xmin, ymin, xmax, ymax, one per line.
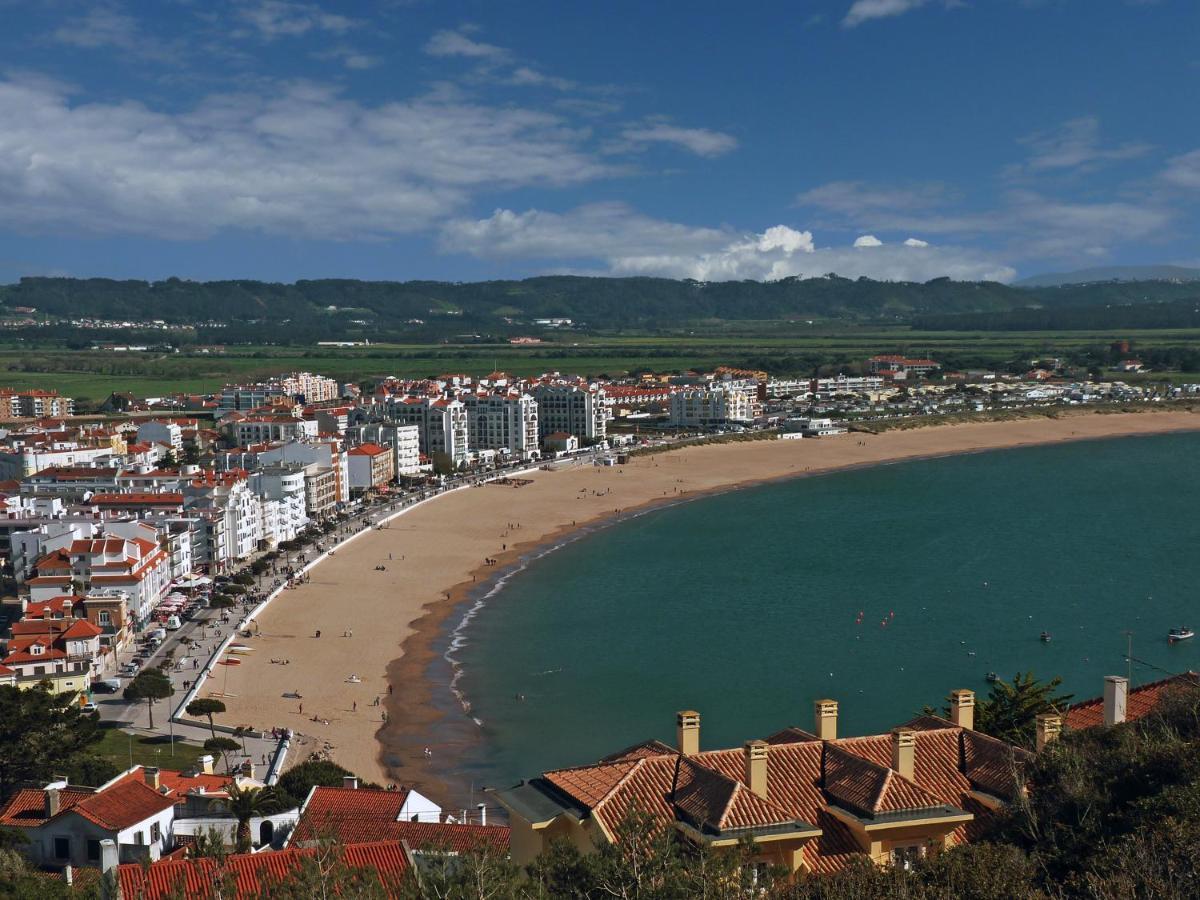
<box><xmin>976</xmin><ymin>672</ymin><xmax>1073</xmax><ymax>747</ymax></box>
<box><xmin>225</xmin><ymin>783</ymin><xmax>282</xmax><ymax>853</ymax></box>
<box><xmin>0</xmin><ymin>683</ymin><xmax>105</xmax><ymax>800</ymax></box>
<box><xmin>185</xmin><ymin>697</ymin><xmax>227</xmax><ymax>739</ymax></box>
<box><xmin>123</xmin><ymin>668</ymin><xmax>174</xmax><ymax>729</ymax></box>
<box><xmin>204</xmin><ymin>737</ymin><xmax>241</xmax><ymax>775</ymax></box>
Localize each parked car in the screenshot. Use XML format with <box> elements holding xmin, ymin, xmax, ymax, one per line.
<box><xmin>165</xmin><ymin>616</ymin><xmax>182</xmax><ymax>631</ymax></box>
<box><xmin>80</xmin><ymin>702</ymin><xmax>99</xmax><ymax>713</ymax></box>
<box><xmin>92</xmin><ymin>678</ymin><xmax>122</xmax><ymax>693</ymax></box>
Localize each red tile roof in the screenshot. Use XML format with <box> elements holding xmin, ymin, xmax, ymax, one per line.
<box><xmin>117</xmin><ymin>840</ymin><xmax>412</xmax><ymax>899</ymax></box>
<box><xmin>70</xmin><ymin>779</ymin><xmax>178</xmax><ymax>831</ymax></box>
<box><xmin>1064</xmin><ymin>672</ymin><xmax>1200</xmax><ymax>730</ymax></box>
<box><xmin>290</xmin><ymin>786</ymin><xmax>408</xmax><ymax>843</ymax></box>
<box><xmin>0</xmin><ymin>787</ymin><xmax>92</xmax><ymax>827</ymax></box>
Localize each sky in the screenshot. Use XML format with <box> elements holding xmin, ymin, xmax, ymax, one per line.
<box><xmin>0</xmin><ymin>0</ymin><xmax>1197</xmax><ymax>285</ymax></box>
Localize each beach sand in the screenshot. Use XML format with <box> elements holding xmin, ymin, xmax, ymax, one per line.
<box><xmin>216</xmin><ymin>410</ymin><xmax>1200</xmax><ymax>800</ymax></box>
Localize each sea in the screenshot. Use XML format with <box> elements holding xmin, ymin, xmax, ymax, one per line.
<box><xmin>438</xmin><ymin>431</ymin><xmax>1200</xmax><ymax>794</ymax></box>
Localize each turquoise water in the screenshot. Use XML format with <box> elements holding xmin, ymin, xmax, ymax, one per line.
<box><xmin>450</xmin><ymin>432</ymin><xmax>1200</xmax><ymax>789</ymax></box>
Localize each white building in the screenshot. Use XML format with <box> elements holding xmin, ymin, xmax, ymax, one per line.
<box><xmin>463</xmin><ymin>392</ymin><xmax>539</xmax><ymax>457</ymax></box>
<box><xmin>387</xmin><ymin>398</ymin><xmax>469</xmax><ymax>467</ymax></box>
<box><xmin>533</xmin><ymin>384</ymin><xmax>606</xmax><ymax>445</ymax></box>
<box><xmin>135</xmin><ymin>421</ymin><xmax>183</xmax><ymax>455</ymax></box>
<box><xmin>669</xmin><ymin>386</ymin><xmax>755</xmax><ymax>427</ymax></box>
<box><xmin>249</xmin><ymin>465</ymin><xmax>309</xmax><ymax>544</ymax></box>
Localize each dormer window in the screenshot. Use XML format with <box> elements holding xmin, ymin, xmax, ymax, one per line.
<box><xmin>31</xmin><ymin>644</ymin><xmax>44</xmax><ymax>655</ymax></box>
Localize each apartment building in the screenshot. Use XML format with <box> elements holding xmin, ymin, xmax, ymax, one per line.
<box><xmin>0</xmin><ymin>389</ymin><xmax>75</xmax><ymax>419</ymax></box>
<box><xmin>387</xmin><ymin>397</ymin><xmax>469</xmax><ymax>467</ymax></box>
<box><xmin>669</xmin><ymin>385</ymin><xmax>756</xmax><ymax>426</ymax></box>
<box><xmin>463</xmin><ymin>392</ymin><xmax>539</xmax><ymax>457</ymax></box>
<box><xmin>249</xmin><ymin>465</ymin><xmax>309</xmax><ymax>543</ymax></box>
<box><xmin>346</xmin><ymin>442</ymin><xmax>395</xmax><ymax>492</ymax></box>
<box><xmin>217</xmin><ymin>372</ymin><xmax>340</xmax><ymax>414</ymax></box>
<box><xmin>532</xmin><ymin>384</ymin><xmax>606</xmax><ymax>445</ymax></box>
<box><xmin>232</xmin><ymin>415</ymin><xmax>318</xmax><ymax>447</ymax></box>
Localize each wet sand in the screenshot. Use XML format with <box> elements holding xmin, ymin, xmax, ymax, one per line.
<box><xmin>215</xmin><ymin>409</ymin><xmax>1200</xmax><ymax>800</ymax></box>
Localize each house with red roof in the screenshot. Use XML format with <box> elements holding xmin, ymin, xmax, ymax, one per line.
<box><xmin>1</xmin><ymin>616</ymin><xmax>104</xmax><ymax>693</ymax></box>
<box><xmin>288</xmin><ymin>779</ymin><xmax>444</xmax><ymax>848</ymax></box>
<box><xmin>1063</xmin><ymin>672</ymin><xmax>1199</xmax><ymax>731</ymax></box>
<box><xmin>493</xmin><ymin>692</ymin><xmax>1033</xmax><ymax>875</ymax></box>
<box><xmin>0</xmin><ymin>775</ymin><xmax>178</xmax><ymax>868</ymax></box>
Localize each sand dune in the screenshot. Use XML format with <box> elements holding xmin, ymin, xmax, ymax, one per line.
<box><xmin>215</xmin><ymin>410</ymin><xmax>1200</xmax><ymax>798</ymax></box>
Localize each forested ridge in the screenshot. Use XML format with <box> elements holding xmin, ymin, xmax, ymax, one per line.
<box><xmin>4</xmin><ymin>275</ymin><xmax>1199</xmax><ymax>337</ymax></box>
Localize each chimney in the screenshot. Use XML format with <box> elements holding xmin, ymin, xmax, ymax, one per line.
<box><xmin>1035</xmin><ymin>713</ymin><xmax>1062</xmax><ymax>751</ymax></box>
<box><xmin>676</xmin><ymin>710</ymin><xmax>700</xmax><ymax>756</ymax></box>
<box><xmin>477</xmin><ymin>802</ymin><xmax>487</xmax><ymax>826</ymax></box>
<box><xmin>143</xmin><ymin>767</ymin><xmax>160</xmax><ymax>790</ymax></box>
<box><xmin>1103</xmin><ymin>675</ymin><xmax>1128</xmax><ymax>726</ymax></box>
<box><xmin>949</xmin><ymin>689</ymin><xmax>975</xmax><ymax>731</ymax></box>
<box><xmin>343</xmin><ymin>775</ymin><xmax>359</xmax><ymax>790</ymax></box>
<box><xmin>891</xmin><ymin>728</ymin><xmax>915</xmax><ymax>780</ymax></box>
<box><xmin>44</xmin><ymin>788</ymin><xmax>61</xmax><ymax>818</ymax></box>
<box><xmin>99</xmin><ymin>838</ymin><xmax>119</xmax><ymax>874</ymax></box>
<box><xmin>814</xmin><ymin>699</ymin><xmax>838</xmax><ymax>741</ymax></box>
<box><xmin>743</xmin><ymin>740</ymin><xmax>769</xmax><ymax>800</ymax></box>
<box><xmin>200</xmin><ymin>754</ymin><xmax>214</xmax><ymax>775</ymax></box>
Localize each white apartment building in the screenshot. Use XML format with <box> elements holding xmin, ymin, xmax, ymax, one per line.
<box><xmin>249</xmin><ymin>465</ymin><xmax>309</xmax><ymax>543</ymax></box>
<box><xmin>0</xmin><ymin>444</ymin><xmax>114</xmax><ymax>480</ymax></box>
<box><xmin>233</xmin><ymin>416</ymin><xmax>318</xmax><ymax>447</ymax></box>
<box><xmin>183</xmin><ymin>471</ymin><xmax>260</xmax><ymax>563</ymax></box>
<box><xmin>136</xmin><ymin>421</ymin><xmax>183</xmax><ymax>455</ymax></box>
<box><xmin>532</xmin><ymin>384</ymin><xmax>606</xmax><ymax>445</ymax></box>
<box><xmin>463</xmin><ymin>392</ymin><xmax>539</xmax><ymax>457</ymax></box>
<box><xmin>387</xmin><ymin>398</ymin><xmax>469</xmax><ymax>467</ymax></box>
<box><xmin>258</xmin><ymin>439</ymin><xmax>350</xmax><ymax>506</ymax></box>
<box><xmin>669</xmin><ymin>386</ymin><xmax>756</xmax><ymax>427</ymax></box>
<box><xmin>217</xmin><ymin>372</ymin><xmax>339</xmax><ymax>414</ymax></box>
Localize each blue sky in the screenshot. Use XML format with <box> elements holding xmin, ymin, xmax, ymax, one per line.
<box><xmin>0</xmin><ymin>0</ymin><xmax>1196</xmax><ymax>284</ymax></box>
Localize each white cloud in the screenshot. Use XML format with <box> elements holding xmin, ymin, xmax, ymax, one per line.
<box><xmin>853</xmin><ymin>234</ymin><xmax>883</xmax><ymax>247</ymax></box>
<box><xmin>904</xmin><ymin>237</ymin><xmax>929</xmax><ymax>247</ymax></box>
<box><xmin>1163</xmin><ymin>149</ymin><xmax>1200</xmax><ymax>189</ymax></box>
<box><xmin>843</xmin><ymin>0</ymin><xmax>930</xmax><ymax>27</ymax></box>
<box><xmin>235</xmin><ymin>1</ymin><xmax>358</xmax><ymax>40</ymax></box>
<box><xmin>442</xmin><ymin>205</ymin><xmax>1016</xmax><ymax>283</ymax></box>
<box><xmin>1015</xmin><ymin>116</ymin><xmax>1151</xmax><ymax>173</ymax></box>
<box><xmin>53</xmin><ymin>7</ymin><xmax>139</xmax><ymax>49</ymax></box>
<box><xmin>618</xmin><ymin>122</ymin><xmax>738</xmax><ymax>158</ymax></box>
<box><xmin>0</xmin><ymin>76</ymin><xmax>618</xmax><ymax>241</ymax></box>
<box><xmin>506</xmin><ymin>67</ymin><xmax>576</xmax><ymax>91</ymax></box>
<box><xmin>424</xmin><ymin>29</ymin><xmax>508</xmax><ymax>60</ymax></box>
<box><xmin>797</xmin><ymin>179</ymin><xmax>1172</xmax><ymax>261</ymax></box>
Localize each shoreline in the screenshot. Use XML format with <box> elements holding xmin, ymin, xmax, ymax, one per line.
<box><xmin>214</xmin><ymin>409</ymin><xmax>1200</xmax><ymax>805</ymax></box>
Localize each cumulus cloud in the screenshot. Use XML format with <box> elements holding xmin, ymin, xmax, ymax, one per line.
<box><xmin>618</xmin><ymin>122</ymin><xmax>738</xmax><ymax>158</ymax></box>
<box><xmin>853</xmin><ymin>234</ymin><xmax>883</xmax><ymax>247</ymax></box>
<box><xmin>424</xmin><ymin>28</ymin><xmax>508</xmax><ymax>59</ymax></box>
<box><xmin>442</xmin><ymin>205</ymin><xmax>1016</xmax><ymax>283</ymax></box>
<box><xmin>904</xmin><ymin>237</ymin><xmax>929</xmax><ymax>247</ymax></box>
<box><xmin>0</xmin><ymin>76</ymin><xmax>618</xmax><ymax>240</ymax></box>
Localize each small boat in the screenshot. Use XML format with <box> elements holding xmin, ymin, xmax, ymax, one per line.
<box><xmin>986</xmin><ymin>672</ymin><xmax>999</xmax><ymax>683</ymax></box>
<box><xmin>1040</xmin><ymin>631</ymin><xmax>1052</xmax><ymax>643</ymax></box>
<box><xmin>1169</xmin><ymin>627</ymin><xmax>1195</xmax><ymax>642</ymax></box>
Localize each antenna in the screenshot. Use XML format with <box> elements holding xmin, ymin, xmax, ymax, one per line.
<box><xmin>1125</xmin><ymin>630</ymin><xmax>1133</xmax><ymax>685</ymax></box>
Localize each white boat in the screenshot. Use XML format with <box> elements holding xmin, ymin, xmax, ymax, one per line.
<box><xmin>1169</xmin><ymin>627</ymin><xmax>1195</xmax><ymax>642</ymax></box>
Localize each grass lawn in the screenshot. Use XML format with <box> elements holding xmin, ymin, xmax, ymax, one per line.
<box><xmin>94</xmin><ymin>724</ymin><xmax>211</xmax><ymax>772</ymax></box>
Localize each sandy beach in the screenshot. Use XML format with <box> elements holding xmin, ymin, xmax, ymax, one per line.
<box><xmin>215</xmin><ymin>409</ymin><xmax>1200</xmax><ymax>800</ymax></box>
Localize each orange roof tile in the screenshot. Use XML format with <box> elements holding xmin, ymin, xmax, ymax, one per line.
<box><xmin>1064</xmin><ymin>672</ymin><xmax>1200</xmax><ymax>730</ymax></box>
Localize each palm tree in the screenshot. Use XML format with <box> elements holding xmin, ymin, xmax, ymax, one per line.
<box><xmin>226</xmin><ymin>783</ymin><xmax>281</xmax><ymax>853</ymax></box>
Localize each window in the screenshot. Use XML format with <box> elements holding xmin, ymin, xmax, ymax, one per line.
<box><xmin>87</xmin><ymin>840</ymin><xmax>101</xmax><ymax>862</ymax></box>
<box><xmin>891</xmin><ymin>843</ymin><xmax>925</xmax><ymax>870</ymax></box>
<box><xmin>98</xmin><ymin>611</ymin><xmax>111</xmax><ymax>626</ymax></box>
<box><xmin>150</xmin><ymin>822</ymin><xmax>160</xmax><ymax>843</ymax></box>
<box><xmin>134</xmin><ymin>831</ymin><xmax>144</xmax><ymax>845</ymax></box>
<box><xmin>54</xmin><ymin>837</ymin><xmax>70</xmax><ymax>859</ymax></box>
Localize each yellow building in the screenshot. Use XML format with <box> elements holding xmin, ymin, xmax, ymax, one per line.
<box><xmin>492</xmin><ymin>691</ymin><xmax>1033</xmax><ymax>876</ymax></box>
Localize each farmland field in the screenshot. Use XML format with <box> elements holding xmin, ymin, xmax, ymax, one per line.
<box><xmin>3</xmin><ymin>324</ymin><xmax>1200</xmax><ymax>401</ymax></box>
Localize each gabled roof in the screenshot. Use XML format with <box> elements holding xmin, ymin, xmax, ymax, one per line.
<box><xmin>69</xmin><ymin>779</ymin><xmax>178</xmax><ymax>831</ymax></box>
<box><xmin>116</xmin><ymin>839</ymin><xmax>412</xmax><ymax>900</ymax></box>
<box><xmin>290</xmin><ymin>786</ymin><xmax>409</xmax><ymax>843</ymax></box>
<box><xmin>0</xmin><ymin>787</ymin><xmax>92</xmax><ymax>827</ymax></box>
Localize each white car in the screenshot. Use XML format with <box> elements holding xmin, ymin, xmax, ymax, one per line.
<box><xmin>80</xmin><ymin>702</ymin><xmax>99</xmax><ymax>713</ymax></box>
